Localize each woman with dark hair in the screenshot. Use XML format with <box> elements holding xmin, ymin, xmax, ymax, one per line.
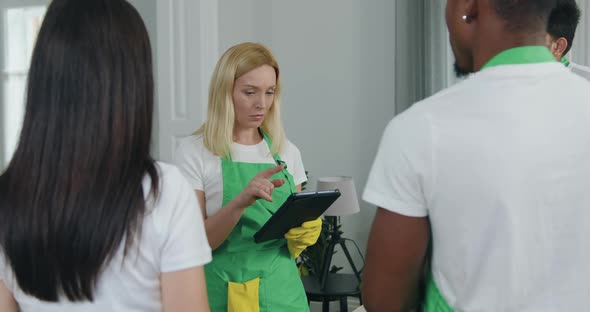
<box><xmin>0</xmin><ymin>0</ymin><xmax>211</xmax><ymax>311</ymax></box>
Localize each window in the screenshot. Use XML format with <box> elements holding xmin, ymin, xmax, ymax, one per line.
<box><xmin>0</xmin><ymin>4</ymin><xmax>46</xmax><ymax>169</ymax></box>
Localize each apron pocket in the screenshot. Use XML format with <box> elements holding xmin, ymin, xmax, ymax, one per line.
<box><xmin>228</xmin><ymin>277</ymin><xmax>261</xmax><ymax>312</ymax></box>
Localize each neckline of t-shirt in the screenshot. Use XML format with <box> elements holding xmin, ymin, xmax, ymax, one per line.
<box><xmin>233</xmin><ymin>139</ymin><xmax>267</xmax><ymax>151</ymax></box>
<box><xmin>476</xmin><ymin>61</ymin><xmax>565</xmax><ymax>77</ymax></box>
<box><xmin>481</xmin><ymin>46</ymin><xmax>555</xmax><ymax>70</ymax></box>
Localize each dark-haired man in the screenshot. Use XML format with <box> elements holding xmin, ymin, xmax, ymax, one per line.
<box><xmin>546</xmin><ymin>0</ymin><xmax>590</xmax><ymax>80</ymax></box>
<box><xmin>363</xmin><ymin>0</ymin><xmax>590</xmax><ymax>310</ymax></box>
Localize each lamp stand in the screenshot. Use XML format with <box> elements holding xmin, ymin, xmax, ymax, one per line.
<box><xmin>319</xmin><ymin>216</ymin><xmax>362</xmax><ymax>290</ymax></box>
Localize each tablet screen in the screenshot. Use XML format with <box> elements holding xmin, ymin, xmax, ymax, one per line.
<box><xmin>254</xmin><ymin>190</ymin><xmax>340</xmax><ymax>243</ymax></box>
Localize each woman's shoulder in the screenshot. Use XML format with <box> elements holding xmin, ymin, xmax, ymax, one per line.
<box><xmin>144</xmin><ymin>162</ymin><xmax>185</xmax><ymax>195</ymax></box>
<box><xmin>176</xmin><ymin>135</ymin><xmax>219</xmax><ymax>162</ymax></box>
<box><xmin>146</xmin><ymin>162</ymin><xmax>197</xmax><ymax>214</ymax></box>
<box><xmin>154</xmin><ymin>161</ymin><xmax>183</xmax><ymax>180</ymax></box>
<box><xmin>177</xmin><ymin>134</ymin><xmax>206</xmax><ymax>154</ymax></box>
<box><xmin>142</xmin><ymin>161</ymin><xmax>197</xmax><ymax>198</ymax></box>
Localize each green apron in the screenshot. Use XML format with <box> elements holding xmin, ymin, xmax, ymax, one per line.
<box><xmin>423</xmin><ymin>46</ymin><xmax>555</xmax><ymax>311</ymax></box>
<box><xmin>205</xmin><ymin>132</ymin><xmax>309</xmax><ymax>312</ymax></box>
<box><xmin>561</xmin><ymin>56</ymin><xmax>570</xmax><ymax>67</ymax></box>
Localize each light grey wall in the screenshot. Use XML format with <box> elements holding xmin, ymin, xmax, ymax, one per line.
<box><xmin>128</xmin><ymin>0</ymin><xmax>157</xmax><ymax>59</ymax></box>
<box><xmin>219</xmin><ymin>0</ymin><xmax>397</xmax><ymax>271</ymax></box>
<box><xmin>571</xmin><ymin>0</ymin><xmax>590</xmax><ymax>65</ymax></box>
<box><xmin>394</xmin><ymin>0</ymin><xmax>425</xmax><ymax>113</ymax></box>
<box><xmin>396</xmin><ymin>0</ymin><xmax>457</xmax><ymax>108</ymax></box>
<box><xmin>127</xmin><ymin>0</ymin><xmax>161</xmax><ymax>156</ymax></box>
<box><xmin>423</xmin><ymin>0</ymin><xmax>458</xmax><ymax>96</ymax></box>
<box><xmin>218</xmin><ymin>0</ymin><xmax>259</xmax><ymax>47</ymax></box>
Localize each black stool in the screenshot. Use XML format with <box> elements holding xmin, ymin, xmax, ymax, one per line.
<box><xmin>302</xmin><ymin>273</ymin><xmax>362</xmax><ymax>311</ymax></box>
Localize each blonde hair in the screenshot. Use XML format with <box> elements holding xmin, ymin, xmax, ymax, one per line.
<box><xmin>196</xmin><ymin>42</ymin><xmax>286</xmax><ymax>158</ymax></box>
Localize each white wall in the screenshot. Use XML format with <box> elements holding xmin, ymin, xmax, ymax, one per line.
<box><xmin>128</xmin><ymin>0</ymin><xmax>160</xmax><ymax>157</ymax></box>
<box><xmin>128</xmin><ymin>0</ymin><xmax>157</xmax><ymax>48</ymax></box>
<box><xmin>571</xmin><ymin>0</ymin><xmax>590</xmax><ymax>65</ymax></box>
<box><xmin>219</xmin><ymin>0</ymin><xmax>397</xmax><ymax>272</ymax></box>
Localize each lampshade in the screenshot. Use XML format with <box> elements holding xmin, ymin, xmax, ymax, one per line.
<box><xmin>316</xmin><ymin>176</ymin><xmax>360</xmax><ymax>216</ymax></box>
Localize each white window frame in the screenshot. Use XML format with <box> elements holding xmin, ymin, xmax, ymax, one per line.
<box><xmin>0</xmin><ymin>0</ymin><xmax>49</xmax><ymax>168</ymax></box>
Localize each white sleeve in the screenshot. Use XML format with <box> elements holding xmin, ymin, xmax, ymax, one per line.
<box><xmin>284</xmin><ymin>141</ymin><xmax>307</xmax><ymax>186</ymax></box>
<box><xmin>158</xmin><ymin>166</ymin><xmax>212</xmax><ymax>272</ymax></box>
<box><xmin>362</xmin><ymin>110</ymin><xmax>432</xmax><ymax>217</ymax></box>
<box><xmin>174</xmin><ymin>139</ymin><xmax>204</xmax><ymax>191</ymax></box>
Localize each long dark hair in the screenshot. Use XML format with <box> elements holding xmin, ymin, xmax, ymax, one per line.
<box><xmin>0</xmin><ymin>0</ymin><xmax>158</xmax><ymax>302</ymax></box>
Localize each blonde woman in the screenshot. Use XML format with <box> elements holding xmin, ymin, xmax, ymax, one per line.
<box><xmin>175</xmin><ymin>42</ymin><xmax>321</xmax><ymax>311</ymax></box>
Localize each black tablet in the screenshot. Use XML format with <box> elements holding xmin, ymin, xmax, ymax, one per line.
<box><xmin>254</xmin><ymin>190</ymin><xmax>341</xmax><ymax>243</ymax></box>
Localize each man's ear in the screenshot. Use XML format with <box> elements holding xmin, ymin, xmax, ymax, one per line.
<box><xmin>466</xmin><ymin>0</ymin><xmax>478</xmax><ymax>21</ymax></box>
<box><xmin>554</xmin><ymin>37</ymin><xmax>569</xmax><ymax>59</ymax></box>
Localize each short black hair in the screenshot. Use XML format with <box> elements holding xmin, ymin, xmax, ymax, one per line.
<box><xmin>491</xmin><ymin>0</ymin><xmax>558</xmax><ymax>31</ymax></box>
<box><xmin>547</xmin><ymin>0</ymin><xmax>581</xmax><ymax>56</ymax></box>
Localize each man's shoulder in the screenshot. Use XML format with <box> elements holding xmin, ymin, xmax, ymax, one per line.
<box><xmin>402</xmin><ymin>77</ymin><xmax>475</xmax><ymax>118</ymax></box>
<box><xmin>570</xmin><ymin>62</ymin><xmax>590</xmax><ymax>81</ymax></box>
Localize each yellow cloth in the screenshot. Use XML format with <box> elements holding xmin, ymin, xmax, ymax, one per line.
<box><xmin>227</xmin><ymin>277</ymin><xmax>260</xmax><ymax>312</ymax></box>
<box><xmin>284</xmin><ymin>218</ymin><xmax>322</xmax><ymax>258</ymax></box>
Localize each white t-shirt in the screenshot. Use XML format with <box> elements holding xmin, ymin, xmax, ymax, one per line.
<box><xmin>0</xmin><ymin>162</ymin><xmax>212</xmax><ymax>312</ymax></box>
<box><xmin>174</xmin><ymin>135</ymin><xmax>306</xmax><ymax>217</ymax></box>
<box><xmin>364</xmin><ymin>62</ymin><xmax>590</xmax><ymax>311</ymax></box>
<box><xmin>570</xmin><ymin>62</ymin><xmax>590</xmax><ymax>81</ymax></box>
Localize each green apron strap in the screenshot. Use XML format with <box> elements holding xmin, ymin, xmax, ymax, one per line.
<box><xmin>561</xmin><ymin>56</ymin><xmax>570</xmax><ymax>67</ymax></box>
<box><xmin>260</xmin><ymin>130</ymin><xmax>282</xmax><ymax>164</ymax></box>
<box><xmin>481</xmin><ymin>46</ymin><xmax>555</xmax><ymax>70</ymax></box>
<box><xmin>261</xmin><ymin>130</ymin><xmax>297</xmax><ymax>193</ymax></box>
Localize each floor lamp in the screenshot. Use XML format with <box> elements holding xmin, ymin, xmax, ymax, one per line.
<box><xmin>317</xmin><ymin>176</ymin><xmax>362</xmax><ymax>289</ymax></box>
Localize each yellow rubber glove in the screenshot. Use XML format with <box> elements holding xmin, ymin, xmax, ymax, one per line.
<box><xmin>284</xmin><ymin>217</ymin><xmax>322</xmax><ymax>259</ymax></box>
